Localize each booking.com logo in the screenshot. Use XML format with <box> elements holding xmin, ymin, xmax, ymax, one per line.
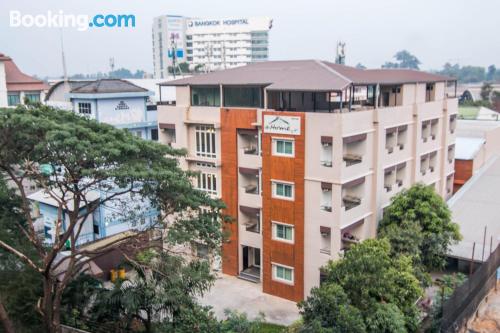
<box><xmin>9</xmin><ymin>10</ymin><xmax>136</xmax><ymax>31</ymax></box>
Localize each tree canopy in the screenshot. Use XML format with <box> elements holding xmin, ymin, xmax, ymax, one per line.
<box><xmin>378</xmin><ymin>183</ymin><xmax>461</xmax><ymax>271</ymax></box>
<box><xmin>382</xmin><ymin>50</ymin><xmax>421</xmax><ymax>70</ymax></box>
<box><xmin>299</xmin><ymin>239</ymin><xmax>423</xmax><ymax>332</ymax></box>
<box><xmin>0</xmin><ymin>105</ymin><xmax>226</xmax><ymax>333</ymax></box>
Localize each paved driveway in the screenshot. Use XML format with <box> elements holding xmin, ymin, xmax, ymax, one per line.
<box><xmin>199</xmin><ymin>274</ymin><xmax>301</xmax><ymax>326</ymax></box>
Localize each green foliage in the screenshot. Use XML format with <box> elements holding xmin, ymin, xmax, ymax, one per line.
<box><xmin>0</xmin><ymin>179</ymin><xmax>44</xmax><ymax>332</ymax></box>
<box><xmin>299</xmin><ymin>284</ymin><xmax>366</xmax><ymax>333</ymax></box>
<box><xmin>382</xmin><ymin>50</ymin><xmax>421</xmax><ymax>70</ymax></box>
<box><xmin>480</xmin><ymin>82</ymin><xmax>493</xmax><ymax>101</ymax></box>
<box><xmin>90</xmin><ymin>252</ymin><xmax>215</xmax><ymax>332</ymax></box>
<box><xmin>378</xmin><ymin>184</ymin><xmax>461</xmax><ymax>271</ymax></box>
<box><xmin>300</xmin><ymin>239</ymin><xmax>423</xmax><ymax>332</ymax></box>
<box><xmin>0</xmin><ymin>105</ymin><xmax>226</xmax><ymax>332</ymax></box>
<box><xmin>364</xmin><ymin>303</ymin><xmax>407</xmax><ymax>333</ymax></box>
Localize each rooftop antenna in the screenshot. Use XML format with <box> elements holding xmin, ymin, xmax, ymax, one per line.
<box><xmin>109</xmin><ymin>57</ymin><xmax>115</xmax><ymax>77</ymax></box>
<box><xmin>335</xmin><ymin>41</ymin><xmax>346</xmax><ymax>65</ymax></box>
<box><xmin>60</xmin><ymin>29</ymin><xmax>70</xmax><ymax>94</ymax></box>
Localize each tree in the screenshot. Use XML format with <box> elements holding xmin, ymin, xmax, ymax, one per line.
<box><xmin>299</xmin><ymin>284</ymin><xmax>366</xmax><ymax>333</ymax></box>
<box><xmin>0</xmin><ymin>105</ymin><xmax>225</xmax><ymax>333</ymax></box>
<box><xmin>355</xmin><ymin>63</ymin><xmax>367</xmax><ymax>70</ymax></box>
<box><xmin>92</xmin><ymin>251</ymin><xmax>216</xmax><ymax>333</ymax></box>
<box><xmin>480</xmin><ymin>82</ymin><xmax>493</xmax><ymax>101</ymax></box>
<box><xmin>378</xmin><ymin>184</ymin><xmax>461</xmax><ymax>271</ymax></box>
<box><xmin>382</xmin><ymin>50</ymin><xmax>421</xmax><ymax>70</ymax></box>
<box><xmin>300</xmin><ymin>239</ymin><xmax>423</xmax><ymax>332</ymax></box>
<box><xmin>486</xmin><ymin>65</ymin><xmax>496</xmax><ymax>82</ymax></box>
<box><xmin>0</xmin><ymin>178</ymin><xmax>44</xmax><ymax>332</ymax></box>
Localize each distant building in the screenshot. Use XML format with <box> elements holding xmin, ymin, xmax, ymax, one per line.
<box><xmin>453</xmin><ymin>119</ymin><xmax>500</xmax><ymax>192</ymax></box>
<box><xmin>46</xmin><ymin>79</ymin><xmax>157</xmax><ymax>140</ymax></box>
<box><xmin>0</xmin><ymin>52</ymin><xmax>48</xmax><ymax>107</ymax></box>
<box><xmin>152</xmin><ymin>15</ymin><xmax>272</xmax><ymax>78</ymax></box>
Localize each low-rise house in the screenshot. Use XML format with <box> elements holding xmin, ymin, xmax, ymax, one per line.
<box><xmin>0</xmin><ymin>52</ymin><xmax>48</xmax><ymax>107</ymax></box>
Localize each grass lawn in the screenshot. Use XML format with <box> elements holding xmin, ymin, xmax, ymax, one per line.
<box><xmin>458</xmin><ymin>106</ymin><xmax>480</xmax><ymax>119</ymax></box>
<box><xmin>260</xmin><ymin>322</ymin><xmax>287</xmax><ymax>332</ymax></box>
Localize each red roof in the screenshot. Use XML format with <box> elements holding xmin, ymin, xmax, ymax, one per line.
<box><xmin>0</xmin><ymin>53</ymin><xmax>48</xmax><ymax>92</ymax></box>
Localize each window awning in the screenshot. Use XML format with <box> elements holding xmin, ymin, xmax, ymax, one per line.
<box><xmin>321</xmin><ymin>182</ymin><xmax>332</xmax><ymax>191</ymax></box>
<box><xmin>321</xmin><ymin>136</ymin><xmax>333</xmax><ymax>144</ymax></box>
<box><xmin>343</xmin><ymin>133</ymin><xmax>367</xmax><ymax>144</ymax></box>
<box><xmin>238</xmin><ymin>129</ymin><xmax>258</xmax><ymax>136</ymax></box>
<box><xmin>398</xmin><ymin>124</ymin><xmax>408</xmax><ymax>132</ymax></box>
<box><xmin>240</xmin><ymin>205</ymin><xmax>260</xmax><ymax>216</ymax></box>
<box><xmin>239</xmin><ymin>167</ymin><xmax>259</xmax><ymax>176</ymax></box>
<box><xmin>386</xmin><ymin>127</ymin><xmax>397</xmax><ymax>134</ymax></box>
<box><xmin>159</xmin><ymin>123</ymin><xmax>175</xmax><ymax>130</ymax></box>
<box><xmin>320</xmin><ymin>226</ymin><xmax>331</xmax><ymax>234</ymax></box>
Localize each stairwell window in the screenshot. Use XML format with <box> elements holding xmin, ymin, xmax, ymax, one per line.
<box><xmin>272</xmin><ymin>181</ymin><xmax>294</xmax><ymax>200</ymax></box>
<box><xmin>195</xmin><ymin>125</ymin><xmax>216</xmax><ymax>158</ymax></box>
<box><xmin>273</xmin><ymin>138</ymin><xmax>294</xmax><ymax>157</ymax></box>
<box><xmin>272</xmin><ymin>263</ymin><xmax>294</xmax><ymax>284</ymax></box>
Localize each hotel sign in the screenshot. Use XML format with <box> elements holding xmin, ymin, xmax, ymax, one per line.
<box><xmin>263</xmin><ymin>115</ymin><xmax>301</xmax><ymax>135</ymax></box>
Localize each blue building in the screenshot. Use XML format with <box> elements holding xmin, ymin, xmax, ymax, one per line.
<box><xmin>68</xmin><ymin>79</ymin><xmax>157</xmax><ymax>140</ymax></box>
<box><xmin>29</xmin><ymin>188</ymin><xmax>158</xmax><ymax>247</ymax></box>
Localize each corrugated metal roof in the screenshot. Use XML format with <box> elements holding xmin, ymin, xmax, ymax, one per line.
<box><xmin>161</xmin><ymin>60</ymin><xmax>454</xmax><ymax>91</ymax></box>
<box><xmin>455</xmin><ymin>137</ymin><xmax>486</xmax><ymax>160</ymax></box>
<box><xmin>448</xmin><ymin>155</ymin><xmax>500</xmax><ymax>261</ymax></box>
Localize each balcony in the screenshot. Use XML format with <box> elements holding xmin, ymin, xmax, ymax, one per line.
<box><xmin>240</xmin><ymin>205</ymin><xmax>260</xmax><ymax>234</ymax></box>
<box><xmin>320</xmin><ymin>226</ymin><xmax>331</xmax><ymax>255</ymax></box>
<box><xmin>343</xmin><ymin>133</ymin><xmax>366</xmax><ymax>167</ymax></box>
<box><xmin>340</xmin><ymin>218</ymin><xmax>365</xmax><ymax>251</ymax></box>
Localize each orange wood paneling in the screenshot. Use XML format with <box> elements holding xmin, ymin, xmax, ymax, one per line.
<box><xmin>453</xmin><ymin>159</ymin><xmax>473</xmax><ymax>193</ymax></box>
<box><xmin>220</xmin><ymin>108</ymin><xmax>258</xmax><ymax>276</ymax></box>
<box><xmin>261</xmin><ymin>111</ymin><xmax>305</xmax><ymax>302</ymax></box>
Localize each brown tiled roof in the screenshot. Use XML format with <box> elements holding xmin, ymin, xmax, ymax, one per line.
<box><xmin>1</xmin><ymin>53</ymin><xmax>49</xmax><ymax>91</ymax></box>
<box><xmin>162</xmin><ymin>60</ymin><xmax>454</xmax><ymax>91</ymax></box>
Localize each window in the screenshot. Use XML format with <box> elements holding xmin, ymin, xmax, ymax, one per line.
<box><xmin>191</xmin><ymin>86</ymin><xmax>220</xmax><ymax>106</ymax></box>
<box><xmin>25</xmin><ymin>93</ymin><xmax>40</xmax><ymax>103</ymax></box>
<box><xmin>273</xmin><ymin>222</ymin><xmax>294</xmax><ymax>242</ymax></box>
<box><xmin>273</xmin><ymin>138</ymin><xmax>294</xmax><ymax>157</ymax></box>
<box><xmin>7</xmin><ymin>93</ymin><xmax>20</xmax><ymax>106</ymax></box>
<box><xmin>196</xmin><ymin>172</ymin><xmax>217</xmax><ymax>195</ymax></box>
<box><xmin>273</xmin><ymin>181</ymin><xmax>294</xmax><ymax>200</ymax></box>
<box><xmin>195</xmin><ymin>125</ymin><xmax>216</xmax><ymax>158</ymax></box>
<box><xmin>223</xmin><ymin>86</ymin><xmax>263</xmax><ymax>108</ymax></box>
<box><xmin>150</xmin><ymin>128</ymin><xmax>159</xmax><ymax>141</ymax></box>
<box><xmin>196</xmin><ymin>243</ymin><xmax>209</xmax><ymax>259</ymax></box>
<box><xmin>273</xmin><ymin>264</ymin><xmax>294</xmax><ymax>284</ymax></box>
<box><xmin>78</xmin><ymin>102</ymin><xmax>92</xmax><ymax>114</ymax></box>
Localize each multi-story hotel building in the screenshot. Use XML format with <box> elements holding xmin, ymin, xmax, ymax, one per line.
<box><xmin>152</xmin><ymin>16</ymin><xmax>272</xmax><ymax>78</ymax></box>
<box><xmin>157</xmin><ymin>60</ymin><xmax>458</xmax><ymax>301</ymax></box>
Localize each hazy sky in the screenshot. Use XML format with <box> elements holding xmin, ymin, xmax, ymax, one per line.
<box><xmin>0</xmin><ymin>0</ymin><xmax>498</xmax><ymax>77</ymax></box>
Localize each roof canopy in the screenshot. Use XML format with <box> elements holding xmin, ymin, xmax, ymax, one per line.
<box><xmin>161</xmin><ymin>60</ymin><xmax>454</xmax><ymax>91</ymax></box>
<box><xmin>70</xmin><ymin>79</ymin><xmax>149</xmax><ymax>94</ymax></box>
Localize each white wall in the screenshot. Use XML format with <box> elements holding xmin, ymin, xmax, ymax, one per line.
<box><xmin>0</xmin><ymin>62</ymin><xmax>7</xmax><ymax>107</ymax></box>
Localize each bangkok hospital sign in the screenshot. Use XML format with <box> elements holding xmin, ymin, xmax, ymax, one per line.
<box><xmin>263</xmin><ymin>115</ymin><xmax>301</xmax><ymax>135</ymax></box>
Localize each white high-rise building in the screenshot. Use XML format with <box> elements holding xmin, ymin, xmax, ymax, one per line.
<box><xmin>152</xmin><ymin>16</ymin><xmax>272</xmax><ymax>78</ymax></box>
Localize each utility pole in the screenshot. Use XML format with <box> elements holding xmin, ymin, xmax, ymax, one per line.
<box><xmin>170</xmin><ymin>33</ymin><xmax>178</xmax><ymax>79</ymax></box>
<box><xmin>60</xmin><ymin>29</ymin><xmax>70</xmax><ymax>94</ymax></box>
